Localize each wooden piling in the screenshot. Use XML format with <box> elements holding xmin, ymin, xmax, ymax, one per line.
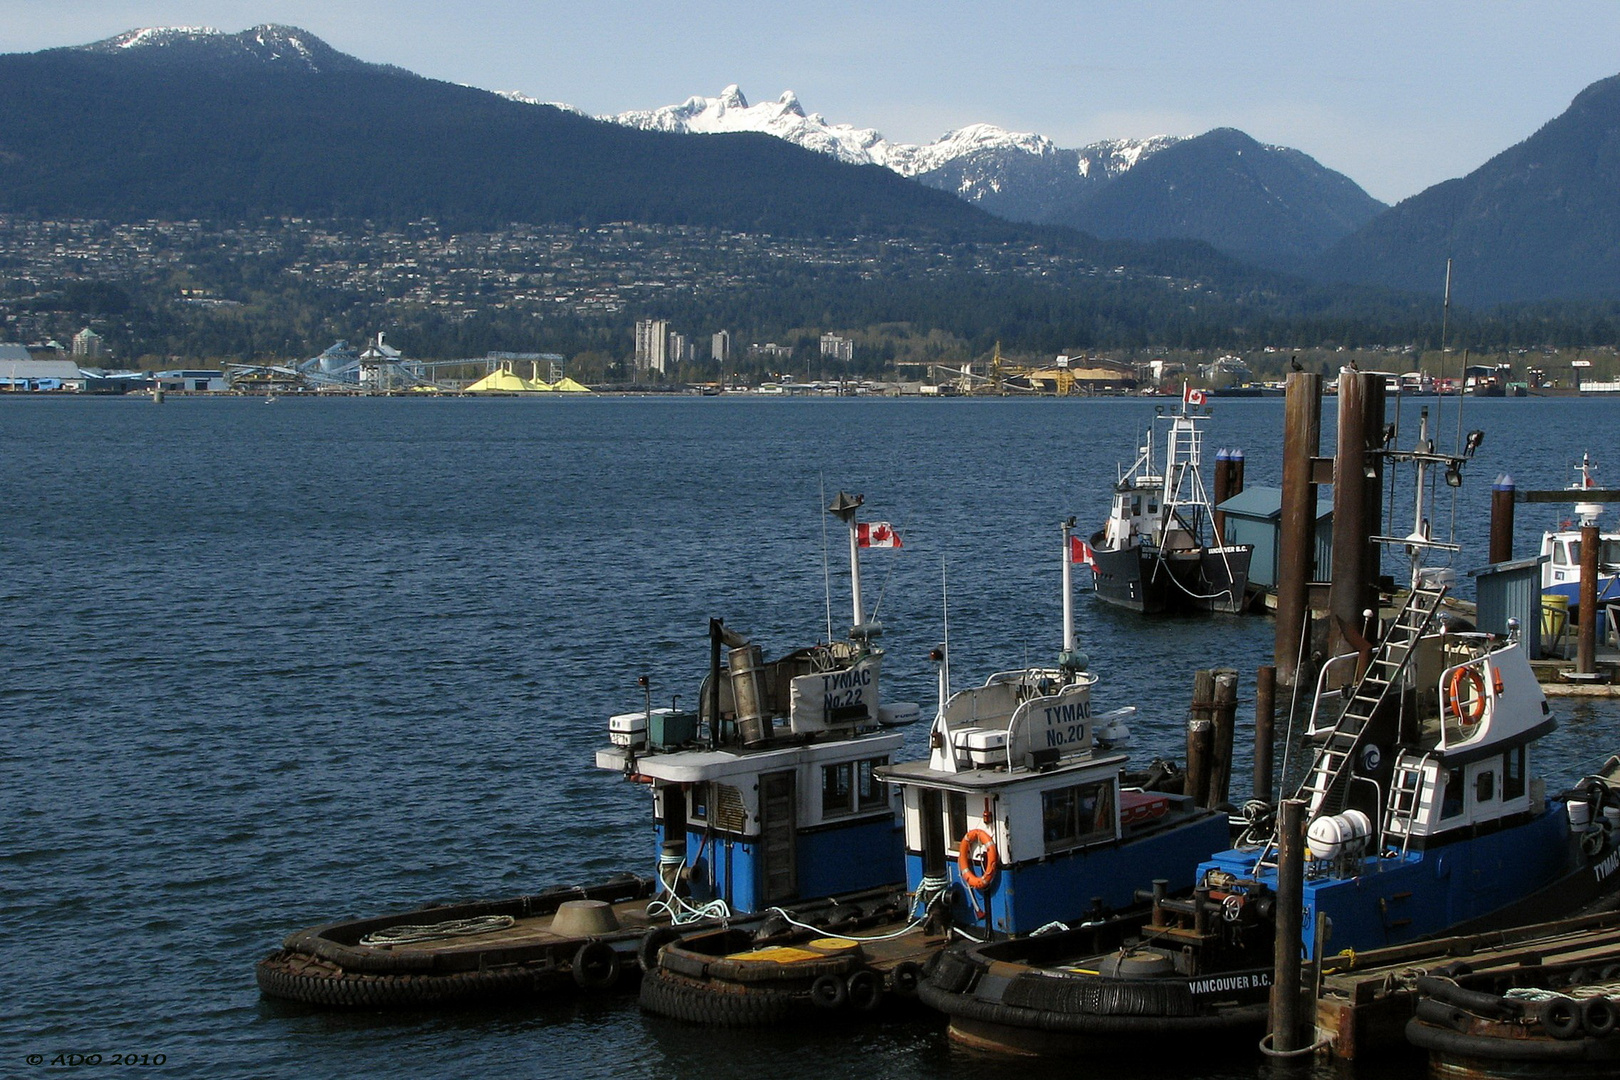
<box><xmin>1254</xmin><ymin>665</ymin><xmax>1276</xmax><ymax>805</ymax></box>
<box><xmin>1213</xmin><ymin>450</ymin><xmax>1232</xmax><ymax>543</ymax></box>
<box><xmin>1489</xmin><ymin>475</ymin><xmax>1515</xmax><ymax>564</ymax></box>
<box><xmin>1207</xmin><ymin>669</ymin><xmax>1238</xmax><ymax>808</ymax></box>
<box><xmin>1579</xmin><ymin>522</ymin><xmax>1599</xmax><ymax>674</ymax></box>
<box><xmin>1329</xmin><ymin>370</ymin><xmax>1385</xmax><ymax>659</ymax></box>
<box><xmin>1277</xmin><ymin>373</ymin><xmax>1322</xmax><ymax>686</ymax></box>
<box><xmin>1186</xmin><ymin>669</ymin><xmax>1215</xmax><ymax>807</ymax></box>
<box><xmin>1269</xmin><ymin>799</ymin><xmax>1309</xmax><ymax>1054</ymax></box>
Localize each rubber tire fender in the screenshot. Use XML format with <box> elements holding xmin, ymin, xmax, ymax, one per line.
<box><xmin>1581</xmin><ymin>995</ymin><xmax>1618</xmax><ymax>1038</ymax></box>
<box><xmin>639</xmin><ymin>927</ymin><xmax>682</xmax><ymax>973</ymax></box>
<box><xmin>1538</xmin><ymin>997</ymin><xmax>1583</xmax><ymax>1040</ymax></box>
<box><xmin>846</xmin><ymin>969</ymin><xmax>884</xmax><ymax>1013</ymax></box>
<box><xmin>811</xmin><ymin>973</ymin><xmax>848</xmax><ymax>1010</ymax></box>
<box><xmin>572</xmin><ymin>940</ymin><xmax>621</xmax><ymax>990</ymax></box>
<box><xmin>890</xmin><ymin>961</ymin><xmax>923</xmax><ymax>999</ymax></box>
<box><xmin>1414</xmin><ymin>997</ymin><xmax>1474</xmax><ymax>1033</ymax></box>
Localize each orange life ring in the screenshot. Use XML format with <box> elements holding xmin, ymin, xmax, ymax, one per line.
<box><xmin>958</xmin><ymin>829</ymin><xmax>999</xmax><ymax>891</ymax></box>
<box><xmin>1448</xmin><ymin>666</ymin><xmax>1487</xmax><ymax>727</ymax></box>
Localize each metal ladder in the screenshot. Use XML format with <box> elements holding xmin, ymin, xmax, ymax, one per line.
<box><xmin>1384</xmin><ymin>751</ymin><xmax>1433</xmax><ymax>856</ymax></box>
<box><xmin>1294</xmin><ymin>584</ymin><xmax>1448</xmax><ymax>817</ymax></box>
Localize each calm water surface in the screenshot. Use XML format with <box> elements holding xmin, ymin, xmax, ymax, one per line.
<box><xmin>4</xmin><ymin>394</ymin><xmax>1618</xmax><ymax>1079</ymax></box>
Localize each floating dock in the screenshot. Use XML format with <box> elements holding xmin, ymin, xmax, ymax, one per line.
<box><xmin>1314</xmin><ymin>909</ymin><xmax>1620</xmax><ymax>1060</ymax></box>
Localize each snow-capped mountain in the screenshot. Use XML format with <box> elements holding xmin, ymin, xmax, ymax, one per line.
<box><xmin>601</xmin><ymin>86</ymin><xmax>1385</xmax><ymax>268</ymax></box>
<box><xmin>605</xmin><ymin>84</ymin><xmax>1174</xmax><ymax>185</ymax></box>
<box><xmin>68</xmin><ymin>24</ymin><xmax>398</xmax><ymax>76</ymax></box>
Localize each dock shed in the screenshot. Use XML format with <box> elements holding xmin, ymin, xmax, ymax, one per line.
<box><xmin>1469</xmin><ymin>556</ymin><xmax>1547</xmax><ymax>660</ymax></box>
<box><xmin>1215</xmin><ymin>486</ymin><xmax>1333</xmax><ymax>591</ymax></box>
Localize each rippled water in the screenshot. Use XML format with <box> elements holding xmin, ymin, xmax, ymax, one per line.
<box><xmin>3</xmin><ymin>394</ymin><xmax>1617</xmax><ymax>1078</ymax></box>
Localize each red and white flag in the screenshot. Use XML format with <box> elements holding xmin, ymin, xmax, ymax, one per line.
<box><xmin>1070</xmin><ymin>535</ymin><xmax>1096</xmax><ymax>567</ymax></box>
<box><xmin>857</xmin><ymin>522</ymin><xmax>903</xmax><ymax>549</ymax></box>
<box><xmin>1183</xmin><ymin>383</ymin><xmax>1207</xmax><ymax>407</ymax></box>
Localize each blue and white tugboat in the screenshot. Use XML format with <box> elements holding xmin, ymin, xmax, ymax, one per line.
<box><xmin>878</xmin><ymin>517</ymin><xmax>1229</xmax><ymax>937</ymax></box>
<box><xmin>637</xmin><ymin>519</ymin><xmax>1227</xmax><ymax>1026</ymax></box>
<box><xmin>1088</xmin><ymin>389</ymin><xmax>1253</xmax><ymax>614</ymax></box>
<box><xmin>255</xmin><ymin>493</ymin><xmax>916</xmax><ymax>1010</ymax></box>
<box><xmin>1539</xmin><ymin>454</ymin><xmax>1620</xmax><ymax>638</ymax></box>
<box><xmin>920</xmin><ymin>425</ymin><xmax>1620</xmax><ymax>1055</ymax></box>
<box><xmin>596</xmin><ymin>490</ymin><xmax>916</xmax><ymax>924</ymax></box>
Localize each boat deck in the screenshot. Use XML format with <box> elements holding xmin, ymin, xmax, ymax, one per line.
<box><xmin>362</xmin><ymin>897</ymin><xmax>660</xmax><ymax>958</ymax></box>
<box><xmin>1315</xmin><ymin>909</ymin><xmax>1620</xmax><ymax>1060</ymax></box>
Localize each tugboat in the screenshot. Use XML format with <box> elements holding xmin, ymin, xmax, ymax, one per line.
<box><xmin>1539</xmin><ymin>454</ymin><xmax>1620</xmax><ymax>641</ymax></box>
<box><xmin>637</xmin><ymin>519</ymin><xmax>1228</xmax><ymax>1026</ymax></box>
<box><xmin>596</xmin><ymin>491</ymin><xmax>917</xmax><ymax>926</ymax></box>
<box><xmin>920</xmin><ymin>422</ymin><xmax>1620</xmax><ymax>1055</ymax></box>
<box><xmin>1088</xmin><ymin>387</ymin><xmax>1253</xmax><ymax>614</ymax></box>
<box><xmin>255</xmin><ymin>492</ymin><xmax>917</xmax><ymax>1009</ymax></box>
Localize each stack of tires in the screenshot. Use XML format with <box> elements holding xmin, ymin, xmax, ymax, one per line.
<box><xmin>639</xmin><ymin>930</ymin><xmax>922</xmax><ymax>1027</ymax></box>
<box><xmin>1407</xmin><ymin>970</ymin><xmax>1620</xmax><ymax>1070</ymax></box>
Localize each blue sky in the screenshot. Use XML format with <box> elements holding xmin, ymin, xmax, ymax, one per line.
<box><xmin>6</xmin><ymin>1</ymin><xmax>1619</xmax><ymax>203</ymax></box>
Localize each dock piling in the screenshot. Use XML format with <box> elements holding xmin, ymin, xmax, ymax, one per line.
<box><xmin>1254</xmin><ymin>665</ymin><xmax>1276</xmax><ymax>805</ymax></box>
<box><xmin>1329</xmin><ymin>370</ymin><xmax>1385</xmax><ymax>660</ymax></box>
<box><xmin>1276</xmin><ymin>374</ymin><xmax>1321</xmax><ymax>686</ymax></box>
<box><xmin>1269</xmin><ymin>798</ymin><xmax>1309</xmax><ymax>1054</ymax></box>
<box><xmin>1489</xmin><ymin>475</ymin><xmax>1516</xmax><ymax>564</ymax></box>
<box><xmin>1207</xmin><ymin>669</ymin><xmax>1238</xmax><ymax>808</ymax></box>
<box><xmin>1579</xmin><ymin>522</ymin><xmax>1599</xmax><ymax>674</ymax></box>
<box><xmin>1186</xmin><ymin>669</ymin><xmax>1215</xmax><ymax>806</ymax></box>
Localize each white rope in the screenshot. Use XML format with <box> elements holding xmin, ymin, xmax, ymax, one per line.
<box><xmin>650</xmin><ymin>854</ymin><xmax>732</xmax><ymax>925</ymax></box>
<box><xmin>359</xmin><ymin>914</ymin><xmax>515</xmax><ymax>947</ymax></box>
<box><xmin>757</xmin><ymin>873</ymin><xmax>950</xmax><ymax>944</ymax></box>
<box><xmin>762</xmin><ymin>907</ymin><xmax>928</xmax><ymax>943</ymax></box>
<box><xmin>647</xmin><ymin>894</ymin><xmax>731</xmax><ymax>925</ymax></box>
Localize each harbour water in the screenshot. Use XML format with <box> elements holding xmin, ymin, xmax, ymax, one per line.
<box><xmin>4</xmin><ymin>393</ymin><xmax>1619</xmax><ymax>1079</ymax></box>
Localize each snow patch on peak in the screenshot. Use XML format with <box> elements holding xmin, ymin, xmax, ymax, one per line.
<box><xmin>105</xmin><ymin>26</ymin><xmax>224</xmax><ymax>49</ymax></box>
<box><xmin>493</xmin><ymin>90</ymin><xmax>586</xmax><ymax>115</ymax></box>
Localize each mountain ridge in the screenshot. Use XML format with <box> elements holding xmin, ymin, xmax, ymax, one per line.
<box><xmin>598</xmin><ymin>85</ymin><xmax>1386</xmax><ymax>268</ymax></box>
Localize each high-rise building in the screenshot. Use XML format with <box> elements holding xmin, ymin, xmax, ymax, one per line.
<box><xmin>668</xmin><ymin>332</ymin><xmax>691</xmax><ymax>367</ymax></box>
<box><xmin>634</xmin><ymin>319</ymin><xmax>670</xmax><ymax>374</ymax></box>
<box><xmin>711</xmin><ymin>330</ymin><xmax>731</xmax><ymax>365</ymax></box>
<box><xmin>71</xmin><ymin>327</ymin><xmax>105</xmax><ymax>359</ymax></box>
<box><xmin>820</xmin><ymin>333</ymin><xmax>854</xmax><ymax>362</ymax></box>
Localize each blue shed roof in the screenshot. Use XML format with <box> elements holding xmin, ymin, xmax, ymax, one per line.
<box><xmin>1217</xmin><ymin>485</ymin><xmax>1333</xmax><ymax>521</ymax></box>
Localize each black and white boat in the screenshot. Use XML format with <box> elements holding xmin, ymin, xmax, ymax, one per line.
<box><xmin>1088</xmin><ymin>390</ymin><xmax>1253</xmax><ymax>614</ymax></box>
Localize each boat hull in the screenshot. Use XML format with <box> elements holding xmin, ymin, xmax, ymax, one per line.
<box><xmin>1091</xmin><ymin>544</ymin><xmax>1252</xmax><ymax>615</ymax></box>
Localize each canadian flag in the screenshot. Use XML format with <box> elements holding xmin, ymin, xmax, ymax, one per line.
<box><xmin>857</xmin><ymin>522</ymin><xmax>902</xmax><ymax>549</ymax></box>
<box><xmin>1070</xmin><ymin>535</ymin><xmax>1096</xmax><ymax>567</ymax></box>
<box><xmin>1184</xmin><ymin>383</ymin><xmax>1207</xmax><ymax>407</ymax></box>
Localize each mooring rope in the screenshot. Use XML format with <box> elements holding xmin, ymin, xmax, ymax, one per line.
<box><xmin>359</xmin><ymin>914</ymin><xmax>516</xmax><ymax>947</ymax></box>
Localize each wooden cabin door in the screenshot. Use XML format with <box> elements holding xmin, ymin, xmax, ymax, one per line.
<box><xmin>759</xmin><ymin>771</ymin><xmax>798</xmax><ymax>903</ymax></box>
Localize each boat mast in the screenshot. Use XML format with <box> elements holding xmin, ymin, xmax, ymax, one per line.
<box><xmin>1061</xmin><ymin>517</ymin><xmax>1076</xmax><ymax>656</ymax></box>
<box><xmin>828</xmin><ymin>491</ymin><xmax>866</xmax><ymax>636</ymax></box>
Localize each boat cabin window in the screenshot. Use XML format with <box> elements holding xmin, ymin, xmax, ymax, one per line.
<box><xmin>1131</xmin><ymin>496</ymin><xmax>1143</xmax><ymax>516</ymax></box>
<box><xmin>1475</xmin><ymin>770</ymin><xmax>1495</xmax><ymax>804</ymax></box>
<box><xmin>691</xmin><ymin>785</ymin><xmax>707</xmax><ymax>821</ymax></box>
<box><xmin>1041</xmin><ymin>779</ymin><xmax>1116</xmax><ymax>854</ymax></box>
<box><xmin>1605</xmin><ymin>540</ymin><xmax>1620</xmax><ymax>564</ymax></box>
<box><xmin>1503</xmin><ymin>746</ymin><xmax>1526</xmax><ymax>800</ymax></box>
<box><xmin>1441</xmin><ymin>766</ymin><xmax>1466</xmax><ymax>819</ymax></box>
<box><xmin>948</xmin><ymin>792</ymin><xmax>969</xmax><ymax>846</ymax></box>
<box><xmin>821</xmin><ymin>757</ymin><xmax>889</xmax><ymax>817</ymax></box>
<box><xmin>1147</xmin><ymin>499</ymin><xmax>1158</xmax><ymax>514</ymax></box>
<box><xmin>1559</xmin><ymin>540</ymin><xmax>1575</xmax><ymax>566</ymax></box>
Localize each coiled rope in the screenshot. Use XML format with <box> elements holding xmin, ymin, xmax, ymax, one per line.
<box><xmin>359</xmin><ymin>914</ymin><xmax>515</xmax><ymax>947</ymax></box>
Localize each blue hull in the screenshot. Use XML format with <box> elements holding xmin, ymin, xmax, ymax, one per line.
<box><xmin>913</xmin><ymin>811</ymin><xmax>1231</xmax><ymax>937</ymax></box>
<box><xmin>1202</xmin><ymin>803</ymin><xmax>1580</xmax><ymax>961</ymax></box>
<box><xmin>659</xmin><ymin>816</ymin><xmax>904</xmax><ymax>915</ymax></box>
